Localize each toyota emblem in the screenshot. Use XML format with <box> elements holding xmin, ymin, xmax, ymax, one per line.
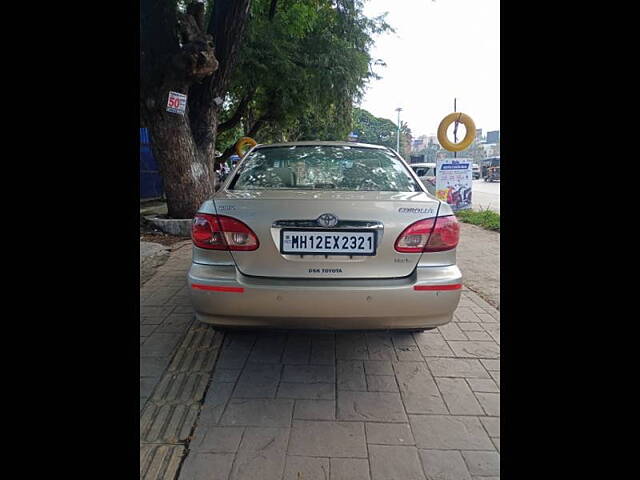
<box><xmin>317</xmin><ymin>213</ymin><xmax>339</xmax><ymax>228</ymax></box>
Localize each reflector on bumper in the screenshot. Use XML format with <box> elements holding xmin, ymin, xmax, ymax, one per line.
<box><xmin>191</xmin><ymin>284</ymin><xmax>244</xmax><ymax>293</ymax></box>
<box><xmin>414</xmin><ymin>284</ymin><xmax>462</xmax><ymax>291</ymax></box>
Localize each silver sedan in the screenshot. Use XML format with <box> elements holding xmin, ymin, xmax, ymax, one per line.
<box><xmin>188</xmin><ymin>142</ymin><xmax>462</xmax><ymax>330</ymax></box>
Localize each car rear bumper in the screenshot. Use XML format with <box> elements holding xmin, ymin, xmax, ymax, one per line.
<box><xmin>187</xmin><ymin>263</ymin><xmax>462</xmax><ymax>330</ymax></box>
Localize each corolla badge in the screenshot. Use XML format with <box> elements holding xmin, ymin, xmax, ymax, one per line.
<box><xmin>317</xmin><ymin>213</ymin><xmax>339</xmax><ymax>227</ymax></box>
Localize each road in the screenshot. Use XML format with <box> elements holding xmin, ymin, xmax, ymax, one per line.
<box><xmin>472</xmin><ymin>179</ymin><xmax>500</xmax><ymax>213</ymax></box>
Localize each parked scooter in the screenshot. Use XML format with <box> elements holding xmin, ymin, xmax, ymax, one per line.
<box><xmin>462</xmin><ymin>187</ymin><xmax>472</xmax><ymax>205</ymax></box>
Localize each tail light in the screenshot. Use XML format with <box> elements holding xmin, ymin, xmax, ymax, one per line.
<box><xmin>192</xmin><ymin>213</ymin><xmax>259</xmax><ymax>251</ymax></box>
<box><xmin>394</xmin><ymin>215</ymin><xmax>459</xmax><ymax>253</ymax></box>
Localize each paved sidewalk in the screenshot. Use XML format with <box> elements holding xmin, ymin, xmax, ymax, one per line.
<box><xmin>140</xmin><ymin>245</ymin><xmax>500</xmax><ymax>480</ymax></box>
<box><xmin>456</xmin><ymin>223</ymin><xmax>500</xmax><ymax>310</ymax></box>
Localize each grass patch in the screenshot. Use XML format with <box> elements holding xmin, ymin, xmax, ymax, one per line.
<box><xmin>456</xmin><ymin>208</ymin><xmax>500</xmax><ymax>232</ymax></box>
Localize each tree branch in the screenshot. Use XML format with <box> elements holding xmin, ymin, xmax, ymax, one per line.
<box><xmin>216</xmin><ymin>91</ymin><xmax>255</xmax><ymax>134</ymax></box>
<box><xmin>268</xmin><ymin>0</ymin><xmax>278</xmax><ymax>21</ymax></box>
<box><xmin>246</xmin><ymin>114</ymin><xmax>270</xmax><ymax>139</ymax></box>
<box><xmin>217</xmin><ymin>113</ymin><xmax>270</xmax><ymax>164</ymax></box>
<box><xmin>188</xmin><ymin>0</ymin><xmax>252</xmax><ymax>152</ymax></box>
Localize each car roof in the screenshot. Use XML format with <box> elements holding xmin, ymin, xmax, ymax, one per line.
<box><xmin>253</xmin><ymin>141</ymin><xmax>389</xmax><ymax>150</ymax></box>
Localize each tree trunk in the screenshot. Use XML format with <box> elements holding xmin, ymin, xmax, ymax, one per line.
<box><xmin>146</xmin><ymin>106</ymin><xmax>216</xmax><ymax>219</ymax></box>
<box><xmin>141</xmin><ymin>0</ymin><xmax>251</xmax><ymax>218</ymax></box>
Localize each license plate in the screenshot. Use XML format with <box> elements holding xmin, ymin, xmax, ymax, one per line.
<box><xmin>281</xmin><ymin>230</ymin><xmax>377</xmax><ymax>256</ymax></box>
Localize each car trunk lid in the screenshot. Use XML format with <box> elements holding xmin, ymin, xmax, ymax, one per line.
<box><xmin>201</xmin><ymin>190</ymin><xmax>441</xmax><ymax>279</ymax></box>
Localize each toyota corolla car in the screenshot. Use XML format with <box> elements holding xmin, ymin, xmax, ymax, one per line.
<box><xmin>188</xmin><ymin>141</ymin><xmax>462</xmax><ymax>330</ymax></box>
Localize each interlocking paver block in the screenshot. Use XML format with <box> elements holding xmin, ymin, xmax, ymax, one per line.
<box><xmin>365</xmin><ymin>422</ymin><xmax>415</xmax><ymax>445</ymax></box>
<box><xmin>464</xmin><ymin>291</ymin><xmax>495</xmax><ymax>310</ymax></box>
<box><xmin>140</xmin><ymin>376</ymin><xmax>160</xmax><ymax>399</ymax></box>
<box><xmin>172</xmin><ymin>305</ymin><xmax>194</xmax><ymax>314</ymax></box>
<box><xmin>142</xmin><ymin>315</ymin><xmax>166</xmax><ymax>326</ymax></box>
<box><xmin>457</xmin><ymin>322</ymin><xmax>485</xmax><ymax>332</ymax></box>
<box><xmin>230</xmin><ymin>427</ymin><xmax>289</xmax><ymax>480</ymax></box>
<box><xmin>391</xmin><ymin>334</ymin><xmax>423</xmax><ymax>361</ymax></box>
<box><xmin>282</xmin><ymin>334</ymin><xmax>312</xmax><ymax>364</ymax></box>
<box><xmin>155</xmin><ymin>313</ymin><xmax>193</xmax><ymax>334</ymax></box>
<box><xmin>220</xmin><ymin>398</ymin><xmax>294</xmax><ymax>427</ymax></box>
<box><xmin>369</xmin><ymin>445</ymin><xmax>426</xmax><ymax>480</ymax></box>
<box><xmin>191</xmin><ymin>425</ymin><xmax>244</xmax><ymax>453</ymax></box>
<box><xmin>283</xmin><ymin>456</ymin><xmax>330</xmax><ymax>480</ymax></box>
<box><xmin>140</xmin><ymin>324</ymin><xmax>157</xmax><ymax>337</ymax></box>
<box><xmin>418</xmin><ymin>449</ymin><xmax>472</xmax><ymax>480</ymax></box>
<box><xmin>438</xmin><ymin>322</ymin><xmax>468</xmax><ymax>341</ymax></box>
<box><xmin>336</xmin><ymin>333</ymin><xmax>368</xmax><ymax>360</ymax></box>
<box><xmin>200</xmin><ymin>382</ymin><xmax>234</xmax><ymax>425</ymax></box>
<box><xmin>310</xmin><ymin>334</ymin><xmax>336</xmax><ymax>365</ymax></box>
<box><xmin>288</xmin><ymin>420</ymin><xmax>367</xmax><ymax>458</ymax></box>
<box><xmin>233</xmin><ymin>363</ymin><xmax>282</xmax><ymax>398</ymax></box>
<box><xmin>480</xmin><ymin>417</ymin><xmax>500</xmax><ymax>438</ymax></box>
<box><xmin>466</xmin><ymin>378</ymin><xmax>499</xmax><ymax>393</ymax></box>
<box><xmin>294</xmin><ymin>399</ymin><xmax>335</xmax><ymax>420</ymax></box>
<box><xmin>277</xmin><ymin>382</ymin><xmax>335</xmax><ymax>400</ymax></box>
<box><xmin>140</xmin><ymin>333</ymin><xmax>183</xmax><ymax>358</ymax></box>
<box><xmin>447</xmin><ymin>341</ymin><xmax>500</xmax><ymax>359</ymax></box>
<box><xmin>393</xmin><ymin>362</ymin><xmax>448</xmax><ymax>414</ymax></box>
<box><xmin>216</xmin><ymin>334</ymin><xmax>256</xmax><ymax>369</ymax></box>
<box><xmin>409</xmin><ymin>415</ymin><xmax>494</xmax><ymax>450</ymax></box>
<box><xmin>477</xmin><ymin>313</ymin><xmax>498</xmax><ymax>323</ymax></box>
<box><xmin>140</xmin><ymin>357</ymin><xmax>169</xmax><ymax>379</ymax></box>
<box><xmin>282</xmin><ymin>364</ymin><xmax>335</xmax><ymax>383</ymax></box>
<box><xmin>465</xmin><ymin>330</ymin><xmax>493</xmax><ymax>341</ymax></box>
<box><xmin>248</xmin><ymin>334</ymin><xmax>286</xmax><ymax>363</ymax></box>
<box><xmin>211</xmin><ymin>368</ymin><xmax>242</xmax><ymax>383</ymax></box>
<box><xmin>365</xmin><ymin>333</ymin><xmax>398</xmax><ymax>360</ymax></box>
<box><xmin>140</xmin><ymin>305</ymin><xmax>174</xmax><ymax>319</ymax></box>
<box><xmin>482</xmin><ymin>324</ymin><xmax>500</xmax><ymax>344</ymax></box>
<box><xmin>480</xmin><ymin>359</ymin><xmax>500</xmax><ymax>371</ymax></box>
<box><xmin>427</xmin><ymin>358</ymin><xmax>491</xmax><ymax>378</ymax></box>
<box><xmin>454</xmin><ymin>307</ymin><xmax>483</xmax><ymax>323</ymax></box>
<box><xmin>435</xmin><ymin>377</ymin><xmax>484</xmax><ymax>415</ymax></box>
<box><xmin>330</xmin><ymin>458</ymin><xmax>371</xmax><ymax>480</ymax></box>
<box><xmin>462</xmin><ymin>451</ymin><xmax>500</xmax><ymax>476</ymax></box>
<box><xmin>475</xmin><ymin>392</ymin><xmax>500</xmax><ymax>416</ymax></box>
<box><xmin>337</xmin><ymin>390</ymin><xmax>407</xmax><ymax>422</ymax></box>
<box><xmin>337</xmin><ymin>360</ymin><xmax>366</xmax><ymax>391</ymax></box>
<box><xmin>364</xmin><ymin>360</ymin><xmax>394</xmax><ymax>376</ymax></box>
<box><xmin>366</xmin><ymin>375</ymin><xmax>399</xmax><ymax>392</ymax></box>
<box><xmin>414</xmin><ymin>333</ymin><xmax>455</xmax><ymax>357</ymax></box>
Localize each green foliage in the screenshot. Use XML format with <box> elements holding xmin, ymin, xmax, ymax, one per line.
<box><xmin>456</xmin><ymin>208</ymin><xmax>500</xmax><ymax>232</ymax></box>
<box><xmin>351</xmin><ymin>107</ymin><xmax>396</xmax><ymax>148</ymax></box>
<box><xmin>351</xmin><ymin>107</ymin><xmax>412</xmax><ymax>158</ymax></box>
<box><xmin>217</xmin><ymin>0</ymin><xmax>392</xmax><ymax>152</ymax></box>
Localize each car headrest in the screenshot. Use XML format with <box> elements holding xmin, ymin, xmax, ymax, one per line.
<box><xmin>267</xmin><ymin>167</ymin><xmax>295</xmax><ymax>187</ymax></box>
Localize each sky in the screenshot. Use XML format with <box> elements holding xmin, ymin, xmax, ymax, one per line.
<box><xmin>359</xmin><ymin>0</ymin><xmax>500</xmax><ymax>139</ymax></box>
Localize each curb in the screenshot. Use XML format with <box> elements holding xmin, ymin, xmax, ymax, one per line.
<box><xmin>144</xmin><ymin>215</ymin><xmax>192</xmax><ymax>237</ymax></box>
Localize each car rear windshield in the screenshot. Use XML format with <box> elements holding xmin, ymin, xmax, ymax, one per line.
<box><xmin>229</xmin><ymin>145</ymin><xmax>421</xmax><ymax>192</ymax></box>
